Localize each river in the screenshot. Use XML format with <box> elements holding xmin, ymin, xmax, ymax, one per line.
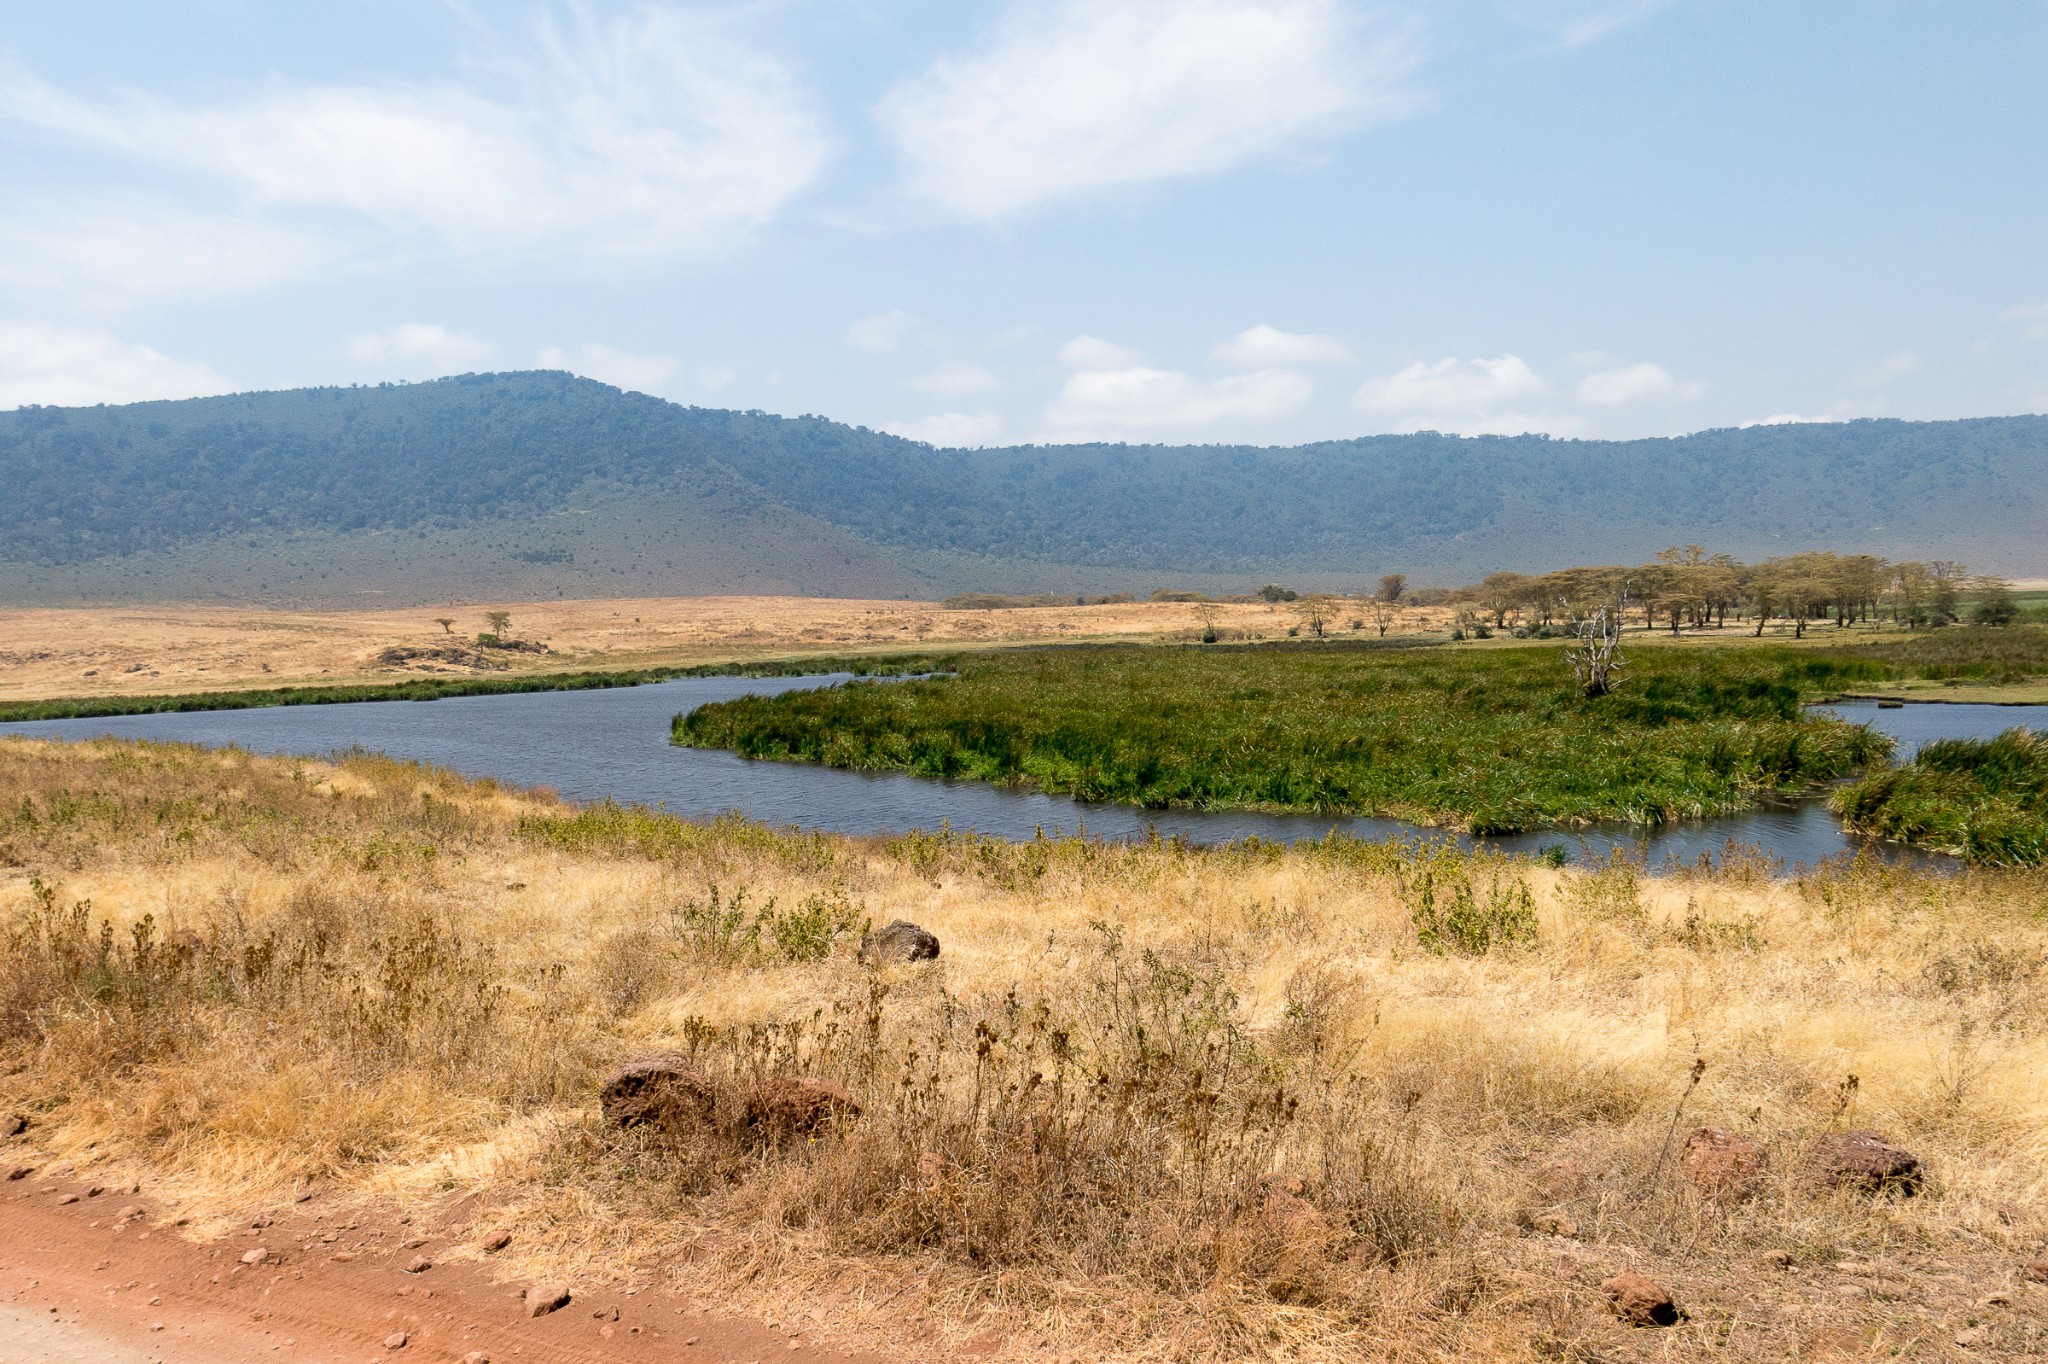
<box><xmin>2</xmin><ymin>679</ymin><xmax>2041</xmax><ymax>869</ymax></box>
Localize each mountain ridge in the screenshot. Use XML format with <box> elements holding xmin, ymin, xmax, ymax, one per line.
<box><xmin>2</xmin><ymin>371</ymin><xmax>2042</xmax><ymax>605</ymax></box>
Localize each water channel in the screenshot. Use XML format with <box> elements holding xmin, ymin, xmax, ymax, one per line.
<box><xmin>3</xmin><ymin>677</ymin><xmax>2042</xmax><ymax>870</ymax></box>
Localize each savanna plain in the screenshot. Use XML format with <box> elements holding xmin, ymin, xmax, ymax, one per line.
<box><xmin>3</xmin><ymin>732</ymin><xmax>2046</xmax><ymax>1362</ymax></box>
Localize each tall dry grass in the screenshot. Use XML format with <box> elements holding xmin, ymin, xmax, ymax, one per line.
<box><xmin>2</xmin><ymin>735</ymin><xmax>2045</xmax><ymax>1360</ymax></box>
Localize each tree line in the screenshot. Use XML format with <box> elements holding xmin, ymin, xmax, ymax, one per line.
<box><xmin>1438</xmin><ymin>548</ymin><xmax>2022</xmax><ymax>638</ymax></box>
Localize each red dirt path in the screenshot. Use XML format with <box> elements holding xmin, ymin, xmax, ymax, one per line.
<box><xmin>1</xmin><ymin>1174</ymin><xmax>902</xmax><ymax>1364</ymax></box>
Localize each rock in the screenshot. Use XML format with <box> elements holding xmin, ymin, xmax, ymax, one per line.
<box><xmin>5</xmin><ymin>1166</ymin><xmax>32</xmax><ymax>1181</ymax></box>
<box><xmin>405</xmin><ymin>1255</ymin><xmax>432</xmax><ymax>1274</ymax></box>
<box><xmin>743</xmin><ymin>1076</ymin><xmax>861</xmax><ymax>1143</ymax></box>
<box><xmin>479</xmin><ymin>1230</ymin><xmax>512</xmax><ymax>1253</ymax></box>
<box><xmin>1</xmin><ymin>1114</ymin><xmax>25</xmax><ymax>1138</ymax></box>
<box><xmin>1809</xmin><ymin>1130</ymin><xmax>1922</xmax><ymax>1194</ymax></box>
<box><xmin>599</xmin><ymin>1054</ymin><xmax>717</xmax><ymax>1131</ymax></box>
<box><xmin>524</xmin><ymin>1283</ymin><xmax>571</xmax><ymax>1318</ymax></box>
<box><xmin>592</xmin><ymin>1305</ymin><xmax>619</xmax><ymax>1322</ymax></box>
<box><xmin>1683</xmin><ymin>1126</ymin><xmax>1768</xmax><ymax>1201</ymax></box>
<box><xmin>1527</xmin><ymin>1211</ymin><xmax>1578</xmax><ymax>1238</ymax></box>
<box><xmin>857</xmin><ymin>920</ymin><xmax>940</xmax><ymax>965</ymax></box>
<box><xmin>240</xmin><ymin>1248</ymin><xmax>269</xmax><ymax>1265</ymax></box>
<box><xmin>56</xmin><ymin>1194</ymin><xmax>78</xmax><ymax>1205</ymax></box>
<box><xmin>113</xmin><ymin>1204</ymin><xmax>144</xmax><ymax>1223</ymax></box>
<box><xmin>1954</xmin><ymin>1325</ymin><xmax>1990</xmax><ymax>1348</ymax></box>
<box><xmin>1601</xmin><ymin>1272</ymin><xmax>1680</xmax><ymax>1327</ymax></box>
<box><xmin>462</xmin><ymin>1353</ymin><xmax>490</xmax><ymax>1364</ymax></box>
<box><xmin>384</xmin><ymin>1329</ymin><xmax>409</xmax><ymax>1348</ymax></box>
<box><xmin>2022</xmin><ymin>1259</ymin><xmax>2048</xmax><ymax>1284</ymax></box>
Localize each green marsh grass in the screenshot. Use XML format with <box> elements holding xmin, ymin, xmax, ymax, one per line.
<box><xmin>673</xmin><ymin>640</ymin><xmax>1900</xmax><ymax>832</ymax></box>
<box><xmin>1834</xmin><ymin>726</ymin><xmax>2048</xmax><ymax>865</ymax></box>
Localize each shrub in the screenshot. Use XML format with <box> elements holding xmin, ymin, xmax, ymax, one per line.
<box><xmin>1404</xmin><ymin>864</ymin><xmax>1539</xmax><ymax>954</ymax></box>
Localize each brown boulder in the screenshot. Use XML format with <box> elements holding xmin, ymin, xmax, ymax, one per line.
<box><xmin>1601</xmin><ymin>1271</ymin><xmax>1680</xmax><ymax>1327</ymax></box>
<box><xmin>857</xmin><ymin>920</ymin><xmax>940</xmax><ymax>965</ymax></box>
<box><xmin>598</xmin><ymin>1054</ymin><xmax>717</xmax><ymax>1131</ymax></box>
<box><xmin>743</xmin><ymin>1076</ymin><xmax>861</xmax><ymax>1143</ymax></box>
<box><xmin>2022</xmin><ymin>1258</ymin><xmax>2047</xmax><ymax>1284</ymax></box>
<box><xmin>523</xmin><ymin>1283</ymin><xmax>571</xmax><ymax>1317</ymax></box>
<box><xmin>1683</xmin><ymin>1126</ymin><xmax>1767</xmax><ymax>1201</ymax></box>
<box><xmin>1</xmin><ymin>1114</ymin><xmax>25</xmax><ymax>1138</ymax></box>
<box><xmin>1810</xmin><ymin>1130</ymin><xmax>1922</xmax><ymax>1194</ymax></box>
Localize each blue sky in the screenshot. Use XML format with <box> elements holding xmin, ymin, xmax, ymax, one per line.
<box><xmin>1</xmin><ymin>0</ymin><xmax>2044</xmax><ymax>444</ymax></box>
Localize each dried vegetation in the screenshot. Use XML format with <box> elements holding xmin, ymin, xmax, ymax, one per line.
<box><xmin>1</xmin><ymin>736</ymin><xmax>2045</xmax><ymax>1360</ymax></box>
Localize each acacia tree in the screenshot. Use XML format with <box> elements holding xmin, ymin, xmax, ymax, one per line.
<box><xmin>1296</xmin><ymin>594</ymin><xmax>1337</xmax><ymax>638</ymax></box>
<box><xmin>484</xmin><ymin>610</ymin><xmax>512</xmax><ymax>637</ymax></box>
<box><xmin>434</xmin><ymin>617</ymin><xmax>454</xmax><ymax>635</ymax></box>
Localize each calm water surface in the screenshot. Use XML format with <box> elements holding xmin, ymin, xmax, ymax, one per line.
<box><xmin>3</xmin><ymin>681</ymin><xmax>2042</xmax><ymax>870</ymax></box>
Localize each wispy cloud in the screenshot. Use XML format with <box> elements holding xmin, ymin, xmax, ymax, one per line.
<box><xmin>1046</xmin><ymin>333</ymin><xmax>1312</xmax><ymax>436</ymax></box>
<box><xmin>1571</xmin><ymin>355</ymin><xmax>1703</xmax><ymax>405</ymax></box>
<box><xmin>1498</xmin><ymin>0</ymin><xmax>1670</xmax><ymax>50</ymax></box>
<box><xmin>0</xmin><ymin>6</ymin><xmax>829</xmax><ymax>295</ymax></box>
<box><xmin>878</xmin><ymin>0</ymin><xmax>1418</xmax><ymax>218</ymax></box>
<box><xmin>536</xmin><ymin>342</ymin><xmax>678</xmax><ymax>395</ymax></box>
<box><xmin>883</xmin><ymin>411</ymin><xmax>1004</xmax><ymax>446</ymax></box>
<box><xmin>1214</xmin><ymin>324</ymin><xmax>1352</xmax><ymax>368</ymax></box>
<box><xmin>846</xmin><ymin>309</ymin><xmax>918</xmax><ymax>353</ymax></box>
<box><xmin>345</xmin><ymin>323</ymin><xmax>493</xmax><ymax>377</ymax></box>
<box><xmin>0</xmin><ymin>321</ymin><xmax>229</xmax><ymax>409</ymax></box>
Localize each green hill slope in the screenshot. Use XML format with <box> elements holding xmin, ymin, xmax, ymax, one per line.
<box><xmin>2</xmin><ymin>371</ymin><xmax>2042</xmax><ymax>604</ymax></box>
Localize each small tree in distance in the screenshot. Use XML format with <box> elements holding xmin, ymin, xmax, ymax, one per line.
<box><xmin>485</xmin><ymin>610</ymin><xmax>512</xmax><ymax>636</ymax></box>
<box><xmin>434</xmin><ymin>617</ymin><xmax>454</xmax><ymax>635</ymax></box>
<box><xmin>1377</xmin><ymin>573</ymin><xmax>1406</xmax><ymax>604</ymax></box>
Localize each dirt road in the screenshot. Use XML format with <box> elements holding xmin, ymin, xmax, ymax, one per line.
<box><xmin>1</xmin><ymin>1174</ymin><xmax>895</xmax><ymax>1364</ymax></box>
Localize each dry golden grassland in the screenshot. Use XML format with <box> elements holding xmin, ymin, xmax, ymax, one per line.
<box><xmin>3</xmin><ymin>737</ymin><xmax>2046</xmax><ymax>1360</ymax></box>
<box><xmin>0</xmin><ymin>596</ymin><xmax>1449</xmax><ymax>704</ymax></box>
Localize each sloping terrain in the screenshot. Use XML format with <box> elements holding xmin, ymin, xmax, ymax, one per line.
<box><xmin>2</xmin><ymin>371</ymin><xmax>2043</xmax><ymax>605</ymax></box>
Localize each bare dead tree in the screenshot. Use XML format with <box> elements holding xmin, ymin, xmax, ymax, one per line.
<box><xmin>1565</xmin><ymin>604</ymin><xmax>1626</xmax><ymax>697</ymax></box>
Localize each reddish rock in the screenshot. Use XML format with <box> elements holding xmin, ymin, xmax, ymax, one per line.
<box><xmin>857</xmin><ymin>920</ymin><xmax>940</xmax><ymax>965</ymax></box>
<box><xmin>240</xmin><ymin>1247</ymin><xmax>270</xmax><ymax>1265</ymax></box>
<box><xmin>1683</xmin><ymin>1126</ymin><xmax>1768</xmax><ymax>1201</ymax></box>
<box><xmin>1810</xmin><ymin>1130</ymin><xmax>1922</xmax><ymax>1194</ymax></box>
<box><xmin>113</xmin><ymin>1203</ymin><xmax>144</xmax><ymax>1223</ymax></box>
<box><xmin>1601</xmin><ymin>1272</ymin><xmax>1680</xmax><ymax>1327</ymax></box>
<box><xmin>524</xmin><ymin>1283</ymin><xmax>571</xmax><ymax>1318</ymax></box>
<box><xmin>462</xmin><ymin>1353</ymin><xmax>491</xmax><ymax>1364</ymax></box>
<box><xmin>479</xmin><ymin>1230</ymin><xmax>512</xmax><ymax>1253</ymax></box>
<box><xmin>405</xmin><ymin>1255</ymin><xmax>432</xmax><ymax>1274</ymax></box>
<box><xmin>743</xmin><ymin>1076</ymin><xmax>861</xmax><ymax>1143</ymax></box>
<box><xmin>1</xmin><ymin>1114</ymin><xmax>25</xmax><ymax>1138</ymax></box>
<box><xmin>384</xmin><ymin>1329</ymin><xmax>409</xmax><ymax>1348</ymax></box>
<box><xmin>4</xmin><ymin>1166</ymin><xmax>32</xmax><ymax>1181</ymax></box>
<box><xmin>598</xmin><ymin>1054</ymin><xmax>717</xmax><ymax>1131</ymax></box>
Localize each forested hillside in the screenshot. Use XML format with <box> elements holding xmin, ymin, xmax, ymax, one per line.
<box><xmin>2</xmin><ymin>371</ymin><xmax>2042</xmax><ymax>604</ymax></box>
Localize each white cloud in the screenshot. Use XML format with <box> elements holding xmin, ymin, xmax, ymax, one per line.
<box><xmin>1573</xmin><ymin>358</ymin><xmax>1702</xmax><ymax>405</ymax></box>
<box><xmin>537</xmin><ymin>343</ymin><xmax>678</xmax><ymax>395</ymax></box>
<box><xmin>846</xmin><ymin>310</ymin><xmax>916</xmax><ymax>353</ymax></box>
<box><xmin>2003</xmin><ymin>300</ymin><xmax>2048</xmax><ymax>342</ymax></box>
<box><xmin>878</xmin><ymin>0</ymin><xmax>1417</xmax><ymax>217</ymax></box>
<box><xmin>1357</xmin><ymin>354</ymin><xmax>1543</xmax><ymax>413</ymax></box>
<box><xmin>1057</xmin><ymin>335</ymin><xmax>1144</xmax><ymax>369</ymax></box>
<box><xmin>1048</xmin><ymin>335</ymin><xmax>1312</xmax><ymax>433</ymax></box>
<box><xmin>1500</xmin><ymin>0</ymin><xmax>1669</xmax><ymax>49</ymax></box>
<box><xmin>696</xmin><ymin>366</ymin><xmax>736</xmax><ymax>390</ymax></box>
<box><xmin>884</xmin><ymin>411</ymin><xmax>1004</xmax><ymax>446</ymax></box>
<box><xmin>1352</xmin><ymin>354</ymin><xmax>1580</xmax><ymax>435</ymax></box>
<box><xmin>0</xmin><ymin>8</ymin><xmax>828</xmax><ymax>266</ymax></box>
<box><xmin>0</xmin><ymin>321</ymin><xmax>229</xmax><ymax>409</ymax></box>
<box><xmin>1213</xmin><ymin>323</ymin><xmax>1351</xmax><ymax>368</ymax></box>
<box><xmin>345</xmin><ymin>323</ymin><xmax>494</xmax><ymax>376</ymax></box>
<box><xmin>907</xmin><ymin>363</ymin><xmax>1001</xmax><ymax>396</ymax></box>
<box><xmin>0</xmin><ymin>203</ymin><xmax>333</xmax><ymax>307</ymax></box>
<box><xmin>1744</xmin><ymin>412</ymin><xmax>1847</xmax><ymax>428</ymax></box>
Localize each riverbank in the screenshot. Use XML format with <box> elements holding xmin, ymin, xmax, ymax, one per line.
<box><xmin>2</xmin><ymin>737</ymin><xmax>2044</xmax><ymax>1363</ymax></box>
